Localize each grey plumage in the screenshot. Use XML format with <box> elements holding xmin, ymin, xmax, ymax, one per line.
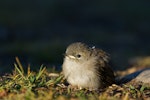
<box><xmin>62</xmin><ymin>42</ymin><xmax>115</xmax><ymax>89</ymax></box>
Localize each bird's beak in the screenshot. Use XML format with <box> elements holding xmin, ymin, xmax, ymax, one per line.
<box><xmin>65</xmin><ymin>55</ymin><xmax>76</xmax><ymax>59</ymax></box>
<box><xmin>67</xmin><ymin>55</ymin><xmax>76</xmax><ymax>59</ymax></box>
<box><xmin>63</xmin><ymin>53</ymin><xmax>76</xmax><ymax>59</ymax></box>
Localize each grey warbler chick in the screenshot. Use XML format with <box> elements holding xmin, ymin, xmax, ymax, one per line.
<box><xmin>62</xmin><ymin>42</ymin><xmax>115</xmax><ymax>90</ymax></box>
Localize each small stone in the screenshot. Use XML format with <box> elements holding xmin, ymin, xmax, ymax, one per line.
<box><xmin>112</xmin><ymin>84</ymin><xmax>118</xmax><ymax>87</ymax></box>
<box><xmin>108</xmin><ymin>86</ymin><xmax>113</xmax><ymax>89</ymax></box>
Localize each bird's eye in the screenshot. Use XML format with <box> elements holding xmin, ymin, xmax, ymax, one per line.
<box><xmin>76</xmin><ymin>54</ymin><xmax>81</xmax><ymax>58</ymax></box>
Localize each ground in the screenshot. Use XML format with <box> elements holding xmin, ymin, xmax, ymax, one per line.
<box><xmin>0</xmin><ymin>57</ymin><xmax>150</xmax><ymax>100</ymax></box>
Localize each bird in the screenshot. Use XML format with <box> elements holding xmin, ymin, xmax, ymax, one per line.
<box><xmin>62</xmin><ymin>42</ymin><xmax>115</xmax><ymax>90</ymax></box>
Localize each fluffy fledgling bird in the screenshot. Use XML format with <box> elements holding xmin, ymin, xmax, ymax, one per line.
<box><xmin>62</xmin><ymin>42</ymin><xmax>115</xmax><ymax>90</ymax></box>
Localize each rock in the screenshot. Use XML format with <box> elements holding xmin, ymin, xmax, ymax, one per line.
<box><xmin>135</xmin><ymin>69</ymin><xmax>150</xmax><ymax>83</ymax></box>
<box><xmin>117</xmin><ymin>68</ymin><xmax>150</xmax><ymax>84</ymax></box>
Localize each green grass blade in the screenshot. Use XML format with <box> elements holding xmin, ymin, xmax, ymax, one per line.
<box><xmin>14</xmin><ymin>63</ymin><xmax>26</xmax><ymax>80</ymax></box>
<box><xmin>54</xmin><ymin>75</ymin><xmax>64</xmax><ymax>85</ymax></box>
<box><xmin>15</xmin><ymin>57</ymin><xmax>24</xmax><ymax>74</ymax></box>
<box><xmin>36</xmin><ymin>65</ymin><xmax>46</xmax><ymax>80</ymax></box>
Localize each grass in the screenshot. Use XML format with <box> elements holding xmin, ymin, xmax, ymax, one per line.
<box><xmin>0</xmin><ymin>57</ymin><xmax>149</xmax><ymax>100</ymax></box>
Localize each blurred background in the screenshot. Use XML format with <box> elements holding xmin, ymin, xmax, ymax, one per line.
<box><xmin>0</xmin><ymin>0</ymin><xmax>150</xmax><ymax>74</ymax></box>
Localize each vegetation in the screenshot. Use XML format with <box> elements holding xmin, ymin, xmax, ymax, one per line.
<box><xmin>0</xmin><ymin>57</ymin><xmax>149</xmax><ymax>100</ymax></box>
